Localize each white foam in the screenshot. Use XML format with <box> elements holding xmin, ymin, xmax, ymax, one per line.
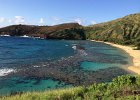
<box><xmin>72</xmin><ymin>46</ymin><xmax>77</xmax><ymax>50</ymax></box>
<box><xmin>21</xmin><ymin>35</ymin><xmax>29</xmax><ymax>38</ymax></box>
<box><xmin>0</xmin><ymin>68</ymin><xmax>16</xmax><ymax>76</ymax></box>
<box><xmin>79</xmin><ymin>50</ymin><xmax>88</xmax><ymax>56</ymax></box>
<box><xmin>33</xmin><ymin>65</ymin><xmax>40</xmax><ymax>68</ymax></box>
<box><xmin>0</xmin><ymin>34</ymin><xmax>10</xmax><ymax>37</ymax></box>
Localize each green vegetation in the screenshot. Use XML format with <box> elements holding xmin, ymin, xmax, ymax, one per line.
<box><xmin>45</xmin><ymin>27</ymin><xmax>85</xmax><ymax>40</ymax></box>
<box><xmin>0</xmin><ymin>23</ymin><xmax>85</xmax><ymax>40</ymax></box>
<box><xmin>0</xmin><ymin>13</ymin><xmax>140</xmax><ymax>48</ymax></box>
<box><xmin>0</xmin><ymin>13</ymin><xmax>140</xmax><ymax>99</ymax></box>
<box><xmin>1</xmin><ymin>75</ymin><xmax>140</xmax><ymax>100</ymax></box>
<box><xmin>85</xmin><ymin>13</ymin><xmax>140</xmax><ymax>49</ymax></box>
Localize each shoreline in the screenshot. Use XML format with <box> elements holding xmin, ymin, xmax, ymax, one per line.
<box><xmin>91</xmin><ymin>40</ymin><xmax>140</xmax><ymax>75</ymax></box>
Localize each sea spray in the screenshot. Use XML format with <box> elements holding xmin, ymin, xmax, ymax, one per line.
<box><xmin>0</xmin><ymin>68</ymin><xmax>16</xmax><ymax>76</ymax></box>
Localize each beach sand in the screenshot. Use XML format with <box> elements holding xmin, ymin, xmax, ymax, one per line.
<box><xmin>91</xmin><ymin>40</ymin><xmax>140</xmax><ymax>75</ymax></box>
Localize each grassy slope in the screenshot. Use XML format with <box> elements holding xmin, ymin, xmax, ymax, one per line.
<box><xmin>85</xmin><ymin>13</ymin><xmax>140</xmax><ymax>49</ymax></box>
<box><xmin>1</xmin><ymin>75</ymin><xmax>140</xmax><ymax>100</ymax></box>
<box><xmin>0</xmin><ymin>13</ymin><xmax>140</xmax><ymax>100</ymax></box>
<box><xmin>0</xmin><ymin>13</ymin><xmax>140</xmax><ymax>45</ymax></box>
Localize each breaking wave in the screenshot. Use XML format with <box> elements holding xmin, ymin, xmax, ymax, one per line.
<box><xmin>0</xmin><ymin>34</ymin><xmax>10</xmax><ymax>37</ymax></box>
<box><xmin>0</xmin><ymin>68</ymin><xmax>16</xmax><ymax>76</ymax></box>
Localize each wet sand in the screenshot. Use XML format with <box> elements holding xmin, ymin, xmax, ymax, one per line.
<box><xmin>91</xmin><ymin>40</ymin><xmax>140</xmax><ymax>75</ymax></box>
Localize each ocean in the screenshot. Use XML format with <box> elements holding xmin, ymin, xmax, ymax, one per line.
<box><xmin>0</xmin><ymin>36</ymin><xmax>131</xmax><ymax>95</ymax></box>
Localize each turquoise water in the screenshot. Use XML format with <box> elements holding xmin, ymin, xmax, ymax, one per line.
<box><xmin>0</xmin><ymin>77</ymin><xmax>71</xmax><ymax>96</ymax></box>
<box><xmin>81</xmin><ymin>61</ymin><xmax>121</xmax><ymax>71</ymax></box>
<box><xmin>0</xmin><ymin>36</ymin><xmax>131</xmax><ymax>96</ymax></box>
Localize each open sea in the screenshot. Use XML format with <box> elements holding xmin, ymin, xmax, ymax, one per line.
<box><xmin>0</xmin><ymin>36</ymin><xmax>131</xmax><ymax>96</ymax></box>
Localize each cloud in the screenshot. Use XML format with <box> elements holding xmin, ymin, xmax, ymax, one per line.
<box><xmin>91</xmin><ymin>20</ymin><xmax>97</xmax><ymax>25</ymax></box>
<box><xmin>39</xmin><ymin>18</ymin><xmax>45</xmax><ymax>24</ymax></box>
<box><xmin>52</xmin><ymin>17</ymin><xmax>61</xmax><ymax>21</ymax></box>
<box><xmin>0</xmin><ymin>17</ymin><xmax>6</xmax><ymax>23</ymax></box>
<box><xmin>8</xmin><ymin>19</ymin><xmax>12</xmax><ymax>23</ymax></box>
<box><xmin>74</xmin><ymin>18</ymin><xmax>83</xmax><ymax>25</ymax></box>
<box><xmin>14</xmin><ymin>16</ymin><xmax>25</xmax><ymax>24</ymax></box>
<box><xmin>50</xmin><ymin>17</ymin><xmax>61</xmax><ymax>25</ymax></box>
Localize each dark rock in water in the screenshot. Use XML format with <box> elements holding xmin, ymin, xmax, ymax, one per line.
<box><xmin>9</xmin><ymin>45</ymin><xmax>130</xmax><ymax>86</ymax></box>
<box><xmin>0</xmin><ymin>34</ymin><xmax>133</xmax><ymax>96</ymax></box>
<box><xmin>33</xmin><ymin>79</ymin><xmax>41</xmax><ymax>85</ymax></box>
<box><xmin>76</xmin><ymin>45</ymin><xmax>85</xmax><ymax>50</ymax></box>
<box><xmin>15</xmin><ymin>80</ymin><xmax>29</xmax><ymax>84</ymax></box>
<box><xmin>58</xmin><ymin>81</ymin><xmax>62</xmax><ymax>85</ymax></box>
<box><xmin>47</xmin><ymin>86</ymin><xmax>51</xmax><ymax>89</ymax></box>
<box><xmin>13</xmin><ymin>62</ymin><xmax>129</xmax><ymax>86</ymax></box>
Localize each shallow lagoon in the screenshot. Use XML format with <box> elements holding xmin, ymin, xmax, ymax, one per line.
<box><xmin>80</xmin><ymin>61</ymin><xmax>122</xmax><ymax>71</ymax></box>
<box><xmin>0</xmin><ymin>36</ymin><xmax>131</xmax><ymax>95</ymax></box>
<box><xmin>0</xmin><ymin>76</ymin><xmax>71</xmax><ymax>96</ymax></box>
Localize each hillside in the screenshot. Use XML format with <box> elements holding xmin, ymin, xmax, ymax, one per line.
<box><xmin>0</xmin><ymin>13</ymin><xmax>140</xmax><ymax>48</ymax></box>
<box><xmin>0</xmin><ymin>23</ymin><xmax>86</xmax><ymax>40</ymax></box>
<box><xmin>1</xmin><ymin>75</ymin><xmax>140</xmax><ymax>100</ymax></box>
<box><xmin>85</xmin><ymin>13</ymin><xmax>140</xmax><ymax>49</ymax></box>
<box><xmin>0</xmin><ymin>14</ymin><xmax>140</xmax><ymax>99</ymax></box>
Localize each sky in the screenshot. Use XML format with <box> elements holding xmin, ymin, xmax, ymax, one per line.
<box><xmin>0</xmin><ymin>0</ymin><xmax>140</xmax><ymax>27</ymax></box>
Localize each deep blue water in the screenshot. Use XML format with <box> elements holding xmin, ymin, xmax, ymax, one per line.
<box><xmin>0</xmin><ymin>36</ymin><xmax>131</xmax><ymax>96</ymax></box>
<box><xmin>0</xmin><ymin>36</ymin><xmax>74</xmax><ymax>68</ymax></box>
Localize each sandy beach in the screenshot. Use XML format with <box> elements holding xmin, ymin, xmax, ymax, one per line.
<box><xmin>91</xmin><ymin>40</ymin><xmax>140</xmax><ymax>75</ymax></box>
